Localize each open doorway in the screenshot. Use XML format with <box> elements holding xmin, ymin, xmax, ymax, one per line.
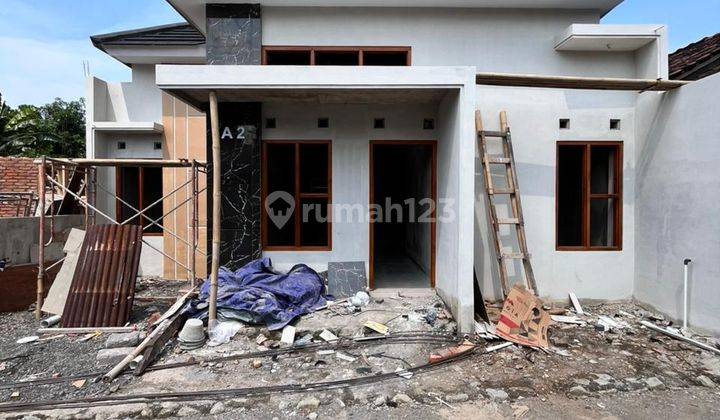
<box><xmin>370</xmin><ymin>141</ymin><xmax>436</xmax><ymax>289</ymax></box>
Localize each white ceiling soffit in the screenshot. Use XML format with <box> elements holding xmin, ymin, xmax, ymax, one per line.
<box><xmin>166</xmin><ymin>0</ymin><xmax>624</xmax><ymax>35</ymax></box>
<box><xmin>103</xmin><ymin>45</ymin><xmax>206</xmax><ymax>65</ymax></box>
<box><xmin>555</xmin><ymin>24</ymin><xmax>662</xmax><ymax>52</ymax></box>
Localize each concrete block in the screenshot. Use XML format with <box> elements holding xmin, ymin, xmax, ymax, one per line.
<box><xmin>96</xmin><ymin>347</ymin><xmax>135</xmax><ymax>365</ymax></box>
<box><xmin>105</xmin><ymin>331</ymin><xmax>143</xmax><ymax>349</ymax></box>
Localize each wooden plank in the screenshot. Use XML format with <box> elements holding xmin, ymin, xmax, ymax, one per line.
<box><xmin>496</xmin><ymin>218</ymin><xmax>520</xmax><ymax>225</ymax></box>
<box><xmin>486</xmin><ymin>157</ymin><xmax>511</xmax><ymax>164</ymax></box>
<box><xmin>133</xmin><ymin>311</ymin><xmax>185</xmax><ymax>375</ymax></box>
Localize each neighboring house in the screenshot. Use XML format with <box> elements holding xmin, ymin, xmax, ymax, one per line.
<box><xmin>0</xmin><ymin>157</ymin><xmax>38</xmax><ymax>217</ymax></box>
<box><xmin>86</xmin><ymin>0</ymin><xmax>720</xmax><ymax>334</ymax></box>
<box><xmin>670</xmin><ymin>32</ymin><xmax>720</xmax><ymax>80</ymax></box>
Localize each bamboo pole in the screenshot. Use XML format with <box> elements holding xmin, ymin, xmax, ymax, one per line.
<box><xmin>36</xmin><ymin>157</ymin><xmax>46</xmax><ymax>320</ymax></box>
<box><xmin>209</xmin><ymin>91</ymin><xmax>221</xmax><ymax>328</ymax></box>
<box><xmin>475</xmin><ymin>72</ymin><xmax>690</xmax><ymax>91</ymax></box>
<box><xmin>189</xmin><ymin>161</ymin><xmax>197</xmax><ymax>286</ymax></box>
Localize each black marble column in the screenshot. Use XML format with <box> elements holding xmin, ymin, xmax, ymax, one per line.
<box><xmin>206</xmin><ymin>4</ymin><xmax>262</xmax><ymax>65</ymax></box>
<box><xmin>207</xmin><ymin>103</ymin><xmax>262</xmax><ymax>271</ymax></box>
<box><xmin>204</xmin><ymin>4</ymin><xmax>263</xmax><ymax>272</ymax></box>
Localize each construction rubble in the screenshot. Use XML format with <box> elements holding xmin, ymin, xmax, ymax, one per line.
<box><xmin>1</xmin><ymin>262</ymin><xmax>719</xmax><ymax>419</ymax></box>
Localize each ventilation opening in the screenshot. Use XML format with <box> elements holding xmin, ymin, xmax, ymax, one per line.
<box><xmin>265</xmin><ymin>50</ymin><xmax>311</xmax><ymax>65</ymax></box>
<box><xmin>153</xmin><ymin>141</ymin><xmax>162</xmax><ymax>150</ymax></box>
<box><xmin>315</xmin><ymin>51</ymin><xmax>359</xmax><ymax>66</ymax></box>
<box><xmin>265</xmin><ymin>118</ymin><xmax>277</xmax><ymax>129</ymax></box>
<box><xmin>363</xmin><ymin>51</ymin><xmax>409</xmax><ymax>66</ymax></box>
<box><xmin>117</xmin><ymin>141</ymin><xmax>126</xmax><ymax>150</ymax></box>
<box><xmin>610</xmin><ymin>119</ymin><xmax>621</xmax><ymax>130</ymax></box>
<box><xmin>374</xmin><ymin>118</ymin><xmax>385</xmax><ymax>129</ymax></box>
<box><xmin>559</xmin><ymin>119</ymin><xmax>570</xmax><ymax>130</ymax></box>
<box><xmin>318</xmin><ymin>118</ymin><xmax>330</xmax><ymax>128</ymax></box>
<box><xmin>423</xmin><ymin>119</ymin><xmax>435</xmax><ymax>130</ymax></box>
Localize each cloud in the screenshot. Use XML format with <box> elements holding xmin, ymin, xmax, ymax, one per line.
<box><xmin>0</xmin><ymin>36</ymin><xmax>129</xmax><ymax>107</ymax></box>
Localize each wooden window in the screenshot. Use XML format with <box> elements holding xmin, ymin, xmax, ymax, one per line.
<box><xmin>556</xmin><ymin>142</ymin><xmax>622</xmax><ymax>250</ymax></box>
<box><xmin>116</xmin><ymin>167</ymin><xmax>163</xmax><ymax>235</ymax></box>
<box><xmin>262</xmin><ymin>141</ymin><xmax>332</xmax><ymax>250</ymax></box>
<box><xmin>262</xmin><ymin>47</ymin><xmax>411</xmax><ymax>66</ymax></box>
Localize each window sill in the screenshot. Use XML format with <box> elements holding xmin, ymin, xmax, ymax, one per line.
<box><xmin>556</xmin><ymin>247</ymin><xmax>623</xmax><ymax>252</ymax></box>
<box><xmin>263</xmin><ymin>247</ymin><xmax>332</xmax><ymax>252</ymax></box>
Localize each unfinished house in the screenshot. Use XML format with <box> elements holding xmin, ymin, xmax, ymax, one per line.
<box><xmin>84</xmin><ymin>0</ymin><xmax>719</xmax><ymax>335</ymax></box>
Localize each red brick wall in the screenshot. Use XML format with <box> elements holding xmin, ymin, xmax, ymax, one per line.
<box><xmin>0</xmin><ymin>157</ymin><xmax>38</xmax><ymax>217</ymax></box>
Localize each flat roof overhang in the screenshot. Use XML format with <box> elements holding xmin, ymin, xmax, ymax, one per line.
<box><xmin>155</xmin><ymin>65</ymin><xmax>476</xmax><ymax>108</ymax></box>
<box><xmin>166</xmin><ymin>0</ymin><xmax>623</xmax><ymax>34</ymax></box>
<box><xmin>554</xmin><ymin>24</ymin><xmax>663</xmax><ymax>52</ymax></box>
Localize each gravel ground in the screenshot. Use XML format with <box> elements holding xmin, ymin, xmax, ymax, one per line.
<box><xmin>0</xmin><ymin>278</ymin><xmax>180</xmax><ymax>405</ymax></box>
<box><xmin>1</xmin><ymin>292</ymin><xmax>719</xmax><ymax>419</ymax></box>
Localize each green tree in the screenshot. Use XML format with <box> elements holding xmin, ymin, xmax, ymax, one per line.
<box><xmin>0</xmin><ymin>93</ymin><xmax>85</xmax><ymax>158</ymax></box>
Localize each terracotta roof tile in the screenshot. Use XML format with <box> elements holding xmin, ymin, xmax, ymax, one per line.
<box><xmin>0</xmin><ymin>157</ymin><xmax>38</xmax><ymax>217</ymax></box>
<box><xmin>669</xmin><ymin>32</ymin><xmax>720</xmax><ymax>81</ymax></box>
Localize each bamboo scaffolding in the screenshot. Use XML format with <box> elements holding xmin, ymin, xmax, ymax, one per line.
<box><xmin>35</xmin><ymin>158</ymin><xmax>208</xmax><ymax>320</ymax></box>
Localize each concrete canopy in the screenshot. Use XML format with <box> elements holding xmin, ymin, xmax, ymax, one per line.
<box><xmin>166</xmin><ymin>0</ymin><xmax>623</xmax><ymax>34</ymax></box>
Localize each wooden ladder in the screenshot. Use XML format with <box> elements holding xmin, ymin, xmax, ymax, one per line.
<box><xmin>476</xmin><ymin>110</ymin><xmax>538</xmax><ymax>296</ymax></box>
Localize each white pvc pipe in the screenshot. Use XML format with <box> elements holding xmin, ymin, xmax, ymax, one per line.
<box><xmin>683</xmin><ymin>258</ymin><xmax>691</xmax><ymax>329</ymax></box>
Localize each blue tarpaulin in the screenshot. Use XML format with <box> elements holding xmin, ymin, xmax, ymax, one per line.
<box><xmin>196</xmin><ymin>258</ymin><xmax>327</xmax><ymax>330</ymax></box>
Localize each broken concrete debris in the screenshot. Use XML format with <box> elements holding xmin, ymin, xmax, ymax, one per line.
<box><xmin>6</xmin><ymin>250</ymin><xmax>720</xmax><ymax>419</ymax></box>
<box><xmin>280</xmin><ymin>325</ymin><xmax>296</xmax><ymax>345</ymax></box>
<box><xmin>97</xmin><ymin>347</ymin><xmax>135</xmax><ymax>366</ymax></box>
<box><xmin>550</xmin><ymin>315</ymin><xmax>584</xmax><ymax>325</ymax></box>
<box><xmin>320</xmin><ymin>329</ymin><xmax>339</xmax><ymax>342</ymax></box>
<box><xmin>105</xmin><ymin>331</ymin><xmax>143</xmax><ymax>349</ymax></box>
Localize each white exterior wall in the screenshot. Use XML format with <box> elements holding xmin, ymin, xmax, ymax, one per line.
<box><xmin>263</xmin><ymin>102</ymin><xmax>437</xmax><ymax>275</ymax></box>
<box><xmin>475</xmin><ymin>86</ymin><xmax>637</xmax><ymax>301</ymax></box>
<box><xmin>263</xmin><ymin>7</ymin><xmax>652</xmax><ymax>78</ymax></box>
<box><xmin>262</xmin><ymin>95</ymin><xmax>475</xmax><ymax>330</ymax></box>
<box><xmin>85</xmin><ymin>65</ymin><xmax>166</xmax><ymax>278</ymax></box>
<box><xmin>634</xmin><ymin>74</ymin><xmax>720</xmax><ymax>334</ymax></box>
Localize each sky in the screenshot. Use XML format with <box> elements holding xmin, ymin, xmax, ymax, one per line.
<box><xmin>0</xmin><ymin>0</ymin><xmax>719</xmax><ymax>107</ymax></box>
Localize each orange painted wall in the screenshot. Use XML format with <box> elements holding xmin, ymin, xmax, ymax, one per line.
<box><xmin>161</xmin><ymin>93</ymin><xmax>208</xmax><ymax>280</ymax></box>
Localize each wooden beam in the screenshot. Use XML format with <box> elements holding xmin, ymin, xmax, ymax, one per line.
<box><xmin>208</xmin><ymin>91</ymin><xmax>221</xmax><ymax>327</ymax></box>
<box><xmin>476</xmin><ymin>72</ymin><xmax>690</xmax><ymax>91</ymax></box>
<box><xmin>33</xmin><ymin>158</ymin><xmax>207</xmax><ymax>168</ymax></box>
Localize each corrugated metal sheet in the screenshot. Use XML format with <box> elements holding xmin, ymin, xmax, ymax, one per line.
<box><xmin>62</xmin><ymin>224</ymin><xmax>142</xmax><ymax>327</ymax></box>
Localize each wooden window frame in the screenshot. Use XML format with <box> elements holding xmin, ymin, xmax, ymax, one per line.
<box><xmin>115</xmin><ymin>166</ymin><xmax>163</xmax><ymax>236</ymax></box>
<box><xmin>556</xmin><ymin>141</ymin><xmax>623</xmax><ymax>251</ymax></box>
<box><xmin>261</xmin><ymin>140</ymin><xmax>332</xmax><ymax>251</ymax></box>
<box><xmin>262</xmin><ymin>46</ymin><xmax>412</xmax><ymax>66</ymax></box>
